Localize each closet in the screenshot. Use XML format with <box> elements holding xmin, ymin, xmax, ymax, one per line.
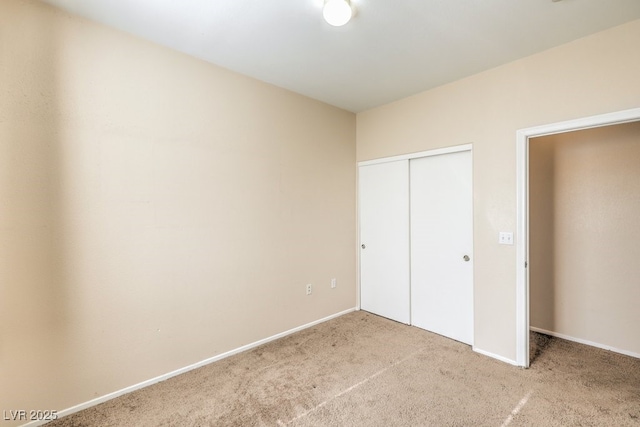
<box><xmin>359</xmin><ymin>146</ymin><xmax>473</xmax><ymax>345</ymax></box>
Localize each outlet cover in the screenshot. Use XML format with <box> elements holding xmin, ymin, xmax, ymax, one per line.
<box><xmin>499</xmin><ymin>232</ymin><xmax>514</xmax><ymax>245</ymax></box>
<box><xmin>306</xmin><ymin>284</ymin><xmax>312</xmax><ymax>295</ymax></box>
<box><xmin>331</xmin><ymin>278</ymin><xmax>337</xmax><ymax>288</ymax></box>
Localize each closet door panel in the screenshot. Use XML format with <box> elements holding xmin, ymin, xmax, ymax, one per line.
<box><xmin>359</xmin><ymin>160</ymin><xmax>410</xmax><ymax>324</ymax></box>
<box><xmin>410</xmin><ymin>151</ymin><xmax>473</xmax><ymax>344</ymax></box>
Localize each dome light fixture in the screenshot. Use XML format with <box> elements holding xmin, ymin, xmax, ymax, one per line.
<box><xmin>323</xmin><ymin>0</ymin><xmax>353</xmax><ymax>27</ymax></box>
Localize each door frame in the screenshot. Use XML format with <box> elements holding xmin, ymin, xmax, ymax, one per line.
<box><xmin>357</xmin><ymin>143</ymin><xmax>472</xmax><ymax>317</ymax></box>
<box><xmin>515</xmin><ymin>107</ymin><xmax>640</xmax><ymax>367</ymax></box>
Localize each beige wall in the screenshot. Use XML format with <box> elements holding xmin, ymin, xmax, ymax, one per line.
<box><xmin>529</xmin><ymin>138</ymin><xmax>556</xmax><ymax>336</ymax></box>
<box><xmin>530</xmin><ymin>122</ymin><xmax>640</xmax><ymax>355</ymax></box>
<box><xmin>0</xmin><ymin>0</ymin><xmax>356</xmax><ymax>419</ymax></box>
<box><xmin>357</xmin><ymin>19</ymin><xmax>640</xmax><ymax>361</ymax></box>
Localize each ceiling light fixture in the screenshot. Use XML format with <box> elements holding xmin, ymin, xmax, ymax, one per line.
<box><xmin>323</xmin><ymin>0</ymin><xmax>353</xmax><ymax>27</ymax></box>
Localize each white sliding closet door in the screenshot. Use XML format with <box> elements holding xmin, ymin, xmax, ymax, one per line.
<box><xmin>410</xmin><ymin>151</ymin><xmax>473</xmax><ymax>345</ymax></box>
<box><xmin>359</xmin><ymin>160</ymin><xmax>410</xmax><ymax>324</ymax></box>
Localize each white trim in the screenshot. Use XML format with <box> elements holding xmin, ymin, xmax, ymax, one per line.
<box><xmin>472</xmin><ymin>346</ymin><xmax>518</xmax><ymax>366</ymax></box>
<box><xmin>515</xmin><ymin>107</ymin><xmax>640</xmax><ymax>368</ymax></box>
<box><xmin>516</xmin><ymin>108</ymin><xmax>640</xmax><ymax>140</ymax></box>
<box><xmin>469</xmin><ymin>149</ymin><xmax>475</xmax><ymax>347</ymax></box>
<box><xmin>357</xmin><ymin>143</ymin><xmax>472</xmax><ymax>167</ymax></box>
<box><xmin>22</xmin><ymin>308</ymin><xmax>357</xmax><ymax>427</ymax></box>
<box><xmin>530</xmin><ymin>327</ymin><xmax>640</xmax><ymax>360</ymax></box>
<box><xmin>406</xmin><ymin>159</ymin><xmax>412</xmax><ymax>326</ymax></box>
<box><xmin>515</xmin><ymin>127</ymin><xmax>529</xmax><ymax>367</ymax></box>
<box><xmin>355</xmin><ymin>164</ymin><xmax>361</xmax><ymax>311</ymax></box>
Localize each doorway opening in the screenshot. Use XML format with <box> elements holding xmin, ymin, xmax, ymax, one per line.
<box><xmin>516</xmin><ymin>107</ymin><xmax>640</xmax><ymax>367</ymax></box>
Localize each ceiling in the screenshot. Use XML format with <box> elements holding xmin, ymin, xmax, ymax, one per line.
<box><xmin>40</xmin><ymin>0</ymin><xmax>640</xmax><ymax>113</ymax></box>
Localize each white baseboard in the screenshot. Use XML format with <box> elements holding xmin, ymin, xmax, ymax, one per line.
<box><xmin>472</xmin><ymin>346</ymin><xmax>519</xmax><ymax>366</ymax></box>
<box><xmin>530</xmin><ymin>327</ymin><xmax>640</xmax><ymax>359</ymax></box>
<box><xmin>22</xmin><ymin>308</ymin><xmax>357</xmax><ymax>427</ymax></box>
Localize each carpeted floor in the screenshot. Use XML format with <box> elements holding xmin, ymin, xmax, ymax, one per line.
<box><xmin>48</xmin><ymin>311</ymin><xmax>640</xmax><ymax>426</ymax></box>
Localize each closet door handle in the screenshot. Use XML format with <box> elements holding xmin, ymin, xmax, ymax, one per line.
<box><xmin>361</xmin><ymin>244</ymin><xmax>366</xmax><ymax>249</ymax></box>
<box><xmin>463</xmin><ymin>255</ymin><xmax>470</xmax><ymax>262</ymax></box>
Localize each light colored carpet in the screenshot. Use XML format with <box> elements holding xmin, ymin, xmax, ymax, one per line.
<box><xmin>49</xmin><ymin>311</ymin><xmax>640</xmax><ymax>426</ymax></box>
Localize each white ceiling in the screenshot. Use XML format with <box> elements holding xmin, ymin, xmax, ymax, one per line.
<box><xmin>40</xmin><ymin>0</ymin><xmax>640</xmax><ymax>113</ymax></box>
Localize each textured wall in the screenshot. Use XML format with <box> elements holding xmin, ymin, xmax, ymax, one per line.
<box><xmin>357</xmin><ymin>19</ymin><xmax>640</xmax><ymax>361</ymax></box>
<box><xmin>530</xmin><ymin>122</ymin><xmax>640</xmax><ymax>355</ymax></box>
<box><xmin>0</xmin><ymin>0</ymin><xmax>356</xmax><ymax>420</ymax></box>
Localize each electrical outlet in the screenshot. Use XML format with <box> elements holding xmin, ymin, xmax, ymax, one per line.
<box><xmin>306</xmin><ymin>284</ymin><xmax>312</xmax><ymax>295</ymax></box>
<box><xmin>499</xmin><ymin>232</ymin><xmax>514</xmax><ymax>245</ymax></box>
<box><xmin>331</xmin><ymin>278</ymin><xmax>337</xmax><ymax>289</ymax></box>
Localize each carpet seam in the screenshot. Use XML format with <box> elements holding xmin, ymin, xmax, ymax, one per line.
<box><xmin>277</xmin><ymin>347</ymin><xmax>425</xmax><ymax>426</ymax></box>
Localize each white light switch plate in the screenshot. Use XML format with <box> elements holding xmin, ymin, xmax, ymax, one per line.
<box><xmin>499</xmin><ymin>232</ymin><xmax>514</xmax><ymax>245</ymax></box>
